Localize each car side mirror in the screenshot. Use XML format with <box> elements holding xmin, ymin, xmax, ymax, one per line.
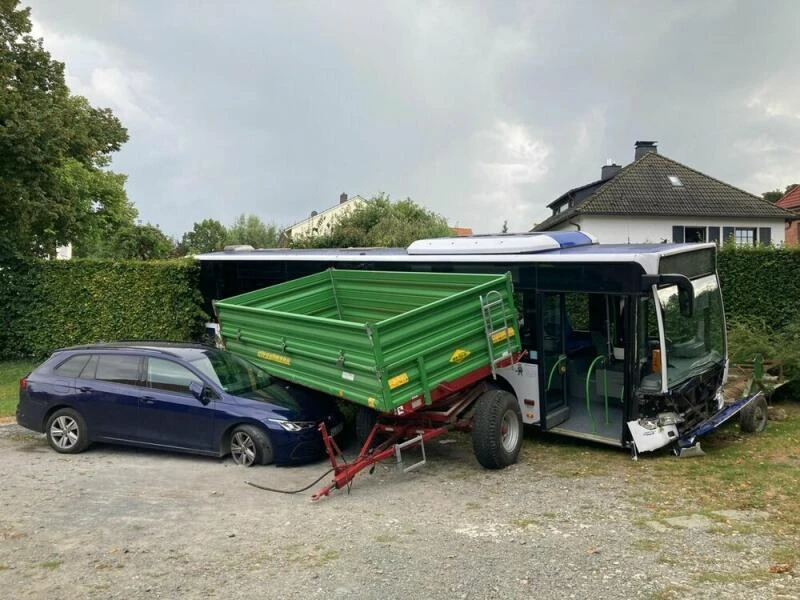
<box><xmin>189</xmin><ymin>381</ymin><xmax>209</xmax><ymax>404</ymax></box>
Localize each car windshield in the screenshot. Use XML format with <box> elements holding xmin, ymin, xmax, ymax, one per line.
<box><xmin>657</xmin><ymin>274</ymin><xmax>726</xmax><ymax>386</ymax></box>
<box><xmin>189</xmin><ymin>350</ymin><xmax>272</xmax><ymax>396</ymax></box>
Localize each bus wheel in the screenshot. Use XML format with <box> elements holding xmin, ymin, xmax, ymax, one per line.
<box><xmin>472</xmin><ymin>389</ymin><xmax>523</xmax><ymax>469</ymax></box>
<box><xmin>739</xmin><ymin>395</ymin><xmax>768</xmax><ymax>433</ymax></box>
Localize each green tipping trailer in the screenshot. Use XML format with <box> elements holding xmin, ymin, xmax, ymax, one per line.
<box><xmin>214</xmin><ymin>269</ymin><xmax>521</xmax><ymax>414</ymax></box>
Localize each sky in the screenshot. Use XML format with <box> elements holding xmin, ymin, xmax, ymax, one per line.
<box><xmin>25</xmin><ymin>0</ymin><xmax>800</xmax><ymax>238</ymax></box>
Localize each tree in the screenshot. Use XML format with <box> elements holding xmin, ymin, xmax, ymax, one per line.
<box><xmin>226</xmin><ymin>214</ymin><xmax>279</xmax><ymax>248</ymax></box>
<box><xmin>762</xmin><ymin>184</ymin><xmax>799</xmax><ymax>204</ymax></box>
<box><xmin>293</xmin><ymin>194</ymin><xmax>452</xmax><ymax>248</ymax></box>
<box><xmin>181</xmin><ymin>219</ymin><xmax>228</xmax><ymax>254</ymax></box>
<box><xmin>83</xmin><ymin>223</ymin><xmax>174</xmax><ymax>260</ymax></box>
<box><xmin>0</xmin><ymin>1</ymin><xmax>133</xmax><ymax>261</ymax></box>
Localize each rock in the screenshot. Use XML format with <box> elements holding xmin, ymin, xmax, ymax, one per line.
<box><xmin>768</xmin><ymin>406</ymin><xmax>788</xmax><ymax>421</ymax></box>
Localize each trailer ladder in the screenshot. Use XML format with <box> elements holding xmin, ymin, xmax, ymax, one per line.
<box><xmin>480</xmin><ymin>290</ymin><xmax>513</xmax><ymax>378</ymax></box>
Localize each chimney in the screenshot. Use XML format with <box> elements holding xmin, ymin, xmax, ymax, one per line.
<box><xmin>601</xmin><ymin>162</ymin><xmax>621</xmax><ymax>181</ymax></box>
<box><xmin>634</xmin><ymin>140</ymin><xmax>658</xmax><ymax>161</ymax></box>
<box><xmin>339</xmin><ymin>192</ymin><xmax>348</xmax><ymax>204</ymax></box>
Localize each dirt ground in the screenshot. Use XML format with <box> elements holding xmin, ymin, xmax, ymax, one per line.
<box><xmin>0</xmin><ymin>423</ymin><xmax>796</xmax><ymax>600</ymax></box>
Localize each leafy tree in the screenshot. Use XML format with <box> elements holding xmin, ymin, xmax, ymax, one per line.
<box><xmin>181</xmin><ymin>219</ymin><xmax>228</xmax><ymax>254</ymax></box>
<box><xmin>227</xmin><ymin>214</ymin><xmax>279</xmax><ymax>248</ymax></box>
<box><xmin>293</xmin><ymin>194</ymin><xmax>452</xmax><ymax>248</ymax></box>
<box><xmin>84</xmin><ymin>223</ymin><xmax>174</xmax><ymax>260</ymax></box>
<box><xmin>762</xmin><ymin>184</ymin><xmax>799</xmax><ymax>204</ymax></box>
<box><xmin>0</xmin><ymin>1</ymin><xmax>133</xmax><ymax>261</ymax></box>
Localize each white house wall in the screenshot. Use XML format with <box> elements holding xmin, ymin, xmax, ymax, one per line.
<box><xmin>551</xmin><ymin>215</ymin><xmax>786</xmax><ymax>245</ymax></box>
<box><xmin>287</xmin><ymin>197</ymin><xmax>366</xmax><ymax>239</ymax></box>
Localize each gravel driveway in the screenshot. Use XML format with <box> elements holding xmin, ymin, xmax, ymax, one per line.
<box><xmin>0</xmin><ymin>423</ymin><xmax>796</xmax><ymax>600</ymax></box>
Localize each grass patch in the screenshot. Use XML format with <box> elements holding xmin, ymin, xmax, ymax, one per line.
<box><xmin>0</xmin><ymin>360</ymin><xmax>37</xmax><ymax>418</ymax></box>
<box><xmin>632</xmin><ymin>539</ymin><xmax>661</xmax><ymax>552</ymax></box>
<box><xmin>39</xmin><ymin>559</ymin><xmax>62</xmax><ymax>570</ymax></box>
<box><xmin>511</xmin><ymin>518</ymin><xmax>538</xmax><ymax>529</ymax></box>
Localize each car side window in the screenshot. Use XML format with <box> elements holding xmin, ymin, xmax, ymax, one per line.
<box><xmin>94</xmin><ymin>355</ymin><xmax>142</xmax><ymax>386</ymax></box>
<box><xmin>146</xmin><ymin>358</ymin><xmax>203</xmax><ymax>396</ymax></box>
<box><xmin>53</xmin><ymin>355</ymin><xmax>91</xmax><ymax>378</ymax></box>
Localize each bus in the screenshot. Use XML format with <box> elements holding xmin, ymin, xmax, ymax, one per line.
<box><xmin>196</xmin><ymin>231</ymin><xmax>762</xmax><ymax>457</ymax></box>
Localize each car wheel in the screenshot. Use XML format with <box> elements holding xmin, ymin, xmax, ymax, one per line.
<box><xmin>230</xmin><ymin>425</ymin><xmax>273</xmax><ymax>466</ymax></box>
<box><xmin>46</xmin><ymin>408</ymin><xmax>90</xmax><ymax>454</ymax></box>
<box><xmin>739</xmin><ymin>395</ymin><xmax>768</xmax><ymax>433</ymax></box>
<box><xmin>471</xmin><ymin>389</ymin><xmax>523</xmax><ymax>469</ymax></box>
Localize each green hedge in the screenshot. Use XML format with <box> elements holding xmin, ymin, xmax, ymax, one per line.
<box><xmin>718</xmin><ymin>245</ymin><xmax>800</xmax><ymax>332</ymax></box>
<box><xmin>0</xmin><ymin>259</ymin><xmax>208</xmax><ymax>359</ymax></box>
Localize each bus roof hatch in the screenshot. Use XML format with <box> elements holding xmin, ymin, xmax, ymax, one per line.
<box><xmin>407</xmin><ymin>231</ymin><xmax>598</xmax><ymax>255</ymax></box>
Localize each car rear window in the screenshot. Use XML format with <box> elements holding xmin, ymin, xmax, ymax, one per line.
<box><xmin>94</xmin><ymin>355</ymin><xmax>142</xmax><ymax>386</ymax></box>
<box><xmin>53</xmin><ymin>355</ymin><xmax>91</xmax><ymax>378</ymax></box>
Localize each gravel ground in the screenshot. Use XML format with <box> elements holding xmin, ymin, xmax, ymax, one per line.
<box><xmin>0</xmin><ymin>423</ymin><xmax>796</xmax><ymax>600</ymax></box>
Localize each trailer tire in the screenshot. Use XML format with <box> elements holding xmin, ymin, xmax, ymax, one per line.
<box><xmin>739</xmin><ymin>395</ymin><xmax>768</xmax><ymax>433</ymax></box>
<box><xmin>355</xmin><ymin>406</ymin><xmax>381</xmax><ymax>449</ymax></box>
<box><xmin>472</xmin><ymin>389</ymin><xmax>523</xmax><ymax>469</ymax></box>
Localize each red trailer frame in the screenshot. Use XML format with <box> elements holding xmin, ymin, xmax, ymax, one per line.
<box><xmin>312</xmin><ymin>353</ymin><xmax>523</xmax><ymax>500</ymax></box>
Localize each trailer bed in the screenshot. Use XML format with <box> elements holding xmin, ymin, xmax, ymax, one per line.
<box><xmin>214</xmin><ymin>269</ymin><xmax>520</xmax><ymax>413</ymax></box>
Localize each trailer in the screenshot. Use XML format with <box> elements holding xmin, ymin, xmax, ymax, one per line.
<box><xmin>215</xmin><ymin>268</ymin><xmax>525</xmax><ymax>498</ymax></box>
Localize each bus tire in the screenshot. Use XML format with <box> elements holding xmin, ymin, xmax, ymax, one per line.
<box><xmin>739</xmin><ymin>395</ymin><xmax>768</xmax><ymax>433</ymax></box>
<box><xmin>472</xmin><ymin>389</ymin><xmax>523</xmax><ymax>469</ymax></box>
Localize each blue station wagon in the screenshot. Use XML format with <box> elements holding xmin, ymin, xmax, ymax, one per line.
<box><xmin>16</xmin><ymin>343</ymin><xmax>344</xmax><ymax>466</ymax></box>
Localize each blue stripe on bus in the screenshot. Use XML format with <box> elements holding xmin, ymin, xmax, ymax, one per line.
<box><xmin>547</xmin><ymin>231</ymin><xmax>594</xmax><ymax>248</ymax></box>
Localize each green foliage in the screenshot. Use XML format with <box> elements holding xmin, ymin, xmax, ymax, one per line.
<box><xmin>0</xmin><ymin>1</ymin><xmax>133</xmax><ymax>261</ymax></box>
<box><xmin>719</xmin><ymin>245</ymin><xmax>800</xmax><ymax>378</ymax></box>
<box><xmin>80</xmin><ymin>223</ymin><xmax>175</xmax><ymax>260</ymax></box>
<box><xmin>0</xmin><ymin>259</ymin><xmax>207</xmax><ymax>359</ymax></box>
<box><xmin>293</xmin><ymin>194</ymin><xmax>452</xmax><ymax>248</ymax></box>
<box><xmin>761</xmin><ymin>184</ymin><xmax>798</xmax><ymax>204</ymax></box>
<box><xmin>181</xmin><ymin>219</ymin><xmax>228</xmax><ymax>254</ymax></box>
<box><xmin>0</xmin><ymin>359</ymin><xmax>37</xmax><ymax>417</ymax></box>
<box><xmin>227</xmin><ymin>214</ymin><xmax>279</xmax><ymax>248</ymax></box>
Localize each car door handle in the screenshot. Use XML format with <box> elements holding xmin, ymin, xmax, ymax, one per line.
<box><xmin>79</xmin><ymin>386</ymin><xmax>94</xmax><ymax>392</ymax></box>
<box><xmin>142</xmin><ymin>396</ymin><xmax>155</xmax><ymax>405</ymax></box>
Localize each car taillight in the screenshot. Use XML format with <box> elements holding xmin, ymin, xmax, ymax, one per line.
<box><xmin>19</xmin><ymin>377</ymin><xmax>28</xmax><ymax>391</ymax></box>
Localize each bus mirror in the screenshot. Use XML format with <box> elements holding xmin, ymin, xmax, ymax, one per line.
<box><xmin>641</xmin><ymin>274</ymin><xmax>694</xmax><ymax>317</ymax></box>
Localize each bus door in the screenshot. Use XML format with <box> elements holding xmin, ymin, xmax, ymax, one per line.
<box><xmin>540</xmin><ymin>293</ymin><xmax>569</xmax><ymax>428</ymax></box>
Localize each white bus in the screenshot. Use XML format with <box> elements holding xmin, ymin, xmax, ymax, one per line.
<box><xmin>196</xmin><ymin>231</ymin><xmax>763</xmax><ymax>456</ymax></box>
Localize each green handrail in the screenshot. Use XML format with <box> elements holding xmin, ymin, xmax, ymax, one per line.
<box><xmin>546</xmin><ymin>355</ymin><xmax>566</xmax><ymax>392</ymax></box>
<box><xmin>586</xmin><ymin>355</ymin><xmax>610</xmax><ymax>432</ymax></box>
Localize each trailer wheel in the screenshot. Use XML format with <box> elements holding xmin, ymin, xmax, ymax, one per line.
<box><xmin>355</xmin><ymin>406</ymin><xmax>380</xmax><ymax>448</ymax></box>
<box><xmin>739</xmin><ymin>395</ymin><xmax>768</xmax><ymax>433</ymax></box>
<box><xmin>472</xmin><ymin>389</ymin><xmax>523</xmax><ymax>469</ymax></box>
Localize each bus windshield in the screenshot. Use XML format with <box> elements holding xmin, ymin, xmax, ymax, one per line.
<box><xmin>657</xmin><ymin>274</ymin><xmax>726</xmax><ymax>386</ymax></box>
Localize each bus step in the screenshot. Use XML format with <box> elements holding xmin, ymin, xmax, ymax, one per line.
<box><xmin>394</xmin><ymin>434</ymin><xmax>427</xmax><ymax>473</ymax></box>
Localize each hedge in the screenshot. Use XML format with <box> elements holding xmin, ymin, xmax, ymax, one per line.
<box><xmin>0</xmin><ymin>259</ymin><xmax>208</xmax><ymax>360</ymax></box>
<box><xmin>718</xmin><ymin>244</ymin><xmax>800</xmax><ymax>332</ymax></box>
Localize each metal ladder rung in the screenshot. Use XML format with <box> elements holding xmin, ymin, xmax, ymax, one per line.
<box><xmin>394</xmin><ymin>434</ymin><xmax>426</xmax><ymax>473</ymax></box>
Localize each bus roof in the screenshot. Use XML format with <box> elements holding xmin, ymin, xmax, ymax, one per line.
<box><xmin>194</xmin><ymin>233</ymin><xmax>715</xmax><ymax>275</ymax></box>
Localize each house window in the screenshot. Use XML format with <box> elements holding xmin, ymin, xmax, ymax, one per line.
<box><xmin>733</xmin><ymin>228</ymin><xmax>756</xmax><ymax>246</ymax></box>
<box><xmin>668</xmin><ymin>175</ymin><xmax>683</xmax><ymax>187</ymax></box>
<box><xmin>684</xmin><ymin>226</ymin><xmax>706</xmax><ymax>242</ymax></box>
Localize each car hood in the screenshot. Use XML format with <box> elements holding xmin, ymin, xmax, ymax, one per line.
<box><xmin>232</xmin><ymin>381</ymin><xmax>340</xmax><ymax>422</ymax></box>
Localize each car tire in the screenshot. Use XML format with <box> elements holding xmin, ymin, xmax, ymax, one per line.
<box><xmin>45</xmin><ymin>408</ymin><xmax>90</xmax><ymax>454</ymax></box>
<box><xmin>355</xmin><ymin>406</ymin><xmax>378</xmax><ymax>448</ymax></box>
<box><xmin>739</xmin><ymin>395</ymin><xmax>768</xmax><ymax>434</ymax></box>
<box><xmin>230</xmin><ymin>425</ymin><xmax>273</xmax><ymax>466</ymax></box>
<box><xmin>471</xmin><ymin>389</ymin><xmax>523</xmax><ymax>469</ymax></box>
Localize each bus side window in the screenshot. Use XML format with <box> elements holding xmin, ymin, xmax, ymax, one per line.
<box><xmin>520</xmin><ymin>291</ymin><xmax>537</xmax><ymax>352</ymax></box>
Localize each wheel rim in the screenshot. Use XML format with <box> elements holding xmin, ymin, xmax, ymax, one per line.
<box><xmin>231</xmin><ymin>431</ymin><xmax>256</xmax><ymax>466</ymax></box>
<box><xmin>500</xmin><ymin>410</ymin><xmax>520</xmax><ymax>453</ymax></box>
<box><xmin>50</xmin><ymin>416</ymin><xmax>80</xmax><ymax>450</ymax></box>
<box><xmin>754</xmin><ymin>406</ymin><xmax>766</xmax><ymax>427</ymax></box>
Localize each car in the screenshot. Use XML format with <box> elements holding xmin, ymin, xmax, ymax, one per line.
<box><xmin>16</xmin><ymin>342</ymin><xmax>344</xmax><ymax>466</ymax></box>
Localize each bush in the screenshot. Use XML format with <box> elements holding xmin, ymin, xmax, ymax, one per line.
<box><xmin>0</xmin><ymin>259</ymin><xmax>207</xmax><ymax>359</ymax></box>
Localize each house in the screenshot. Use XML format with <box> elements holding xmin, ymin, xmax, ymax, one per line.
<box><xmin>280</xmin><ymin>193</ymin><xmax>367</xmax><ymax>245</ymax></box>
<box><xmin>776</xmin><ymin>185</ymin><xmax>800</xmax><ymax>246</ymax></box>
<box><xmin>534</xmin><ymin>141</ymin><xmax>794</xmax><ymax>246</ymax></box>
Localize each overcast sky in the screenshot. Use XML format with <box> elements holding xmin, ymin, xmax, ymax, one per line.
<box><xmin>26</xmin><ymin>0</ymin><xmax>800</xmax><ymax>238</ymax></box>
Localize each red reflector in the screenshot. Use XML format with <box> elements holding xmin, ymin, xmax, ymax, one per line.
<box><xmin>19</xmin><ymin>378</ymin><xmax>28</xmax><ymax>391</ymax></box>
<box><xmin>523</xmin><ymin>399</ymin><xmax>535</xmax><ymax>406</ymax></box>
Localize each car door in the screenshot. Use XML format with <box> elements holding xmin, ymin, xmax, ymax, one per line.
<box><xmin>137</xmin><ymin>357</ymin><xmax>216</xmax><ymax>451</ymax></box>
<box><xmin>74</xmin><ymin>353</ymin><xmax>144</xmax><ymax>441</ymax></box>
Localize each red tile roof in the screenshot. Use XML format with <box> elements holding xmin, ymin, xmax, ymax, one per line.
<box><xmin>450</xmin><ymin>227</ymin><xmax>474</xmax><ymax>236</ymax></box>
<box><xmin>776</xmin><ymin>185</ymin><xmax>800</xmax><ymax>212</ymax></box>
